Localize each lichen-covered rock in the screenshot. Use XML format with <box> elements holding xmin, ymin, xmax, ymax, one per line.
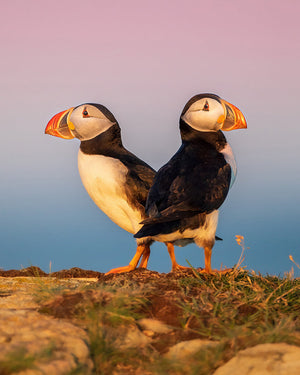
<box><xmin>114</xmin><ymin>324</ymin><xmax>152</xmax><ymax>349</ymax></box>
<box><xmin>213</xmin><ymin>343</ymin><xmax>300</xmax><ymax>375</ymax></box>
<box><xmin>0</xmin><ymin>277</ymin><xmax>94</xmax><ymax>374</ymax></box>
<box><xmin>0</xmin><ymin>309</ymin><xmax>93</xmax><ymax>374</ymax></box>
<box><xmin>138</xmin><ymin>318</ymin><xmax>173</xmax><ymax>334</ymax></box>
<box><xmin>165</xmin><ymin>339</ymin><xmax>219</xmax><ymax>360</ymax></box>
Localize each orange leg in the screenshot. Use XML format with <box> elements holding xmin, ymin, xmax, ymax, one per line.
<box><xmin>167</xmin><ymin>242</ymin><xmax>190</xmax><ymax>272</ymax></box>
<box><xmin>203</xmin><ymin>246</ymin><xmax>213</xmax><ymax>273</ymax></box>
<box><xmin>200</xmin><ymin>246</ymin><xmax>232</xmax><ymax>274</ymax></box>
<box><xmin>138</xmin><ymin>244</ymin><xmax>150</xmax><ymax>269</ymax></box>
<box><xmin>105</xmin><ymin>244</ymin><xmax>148</xmax><ymax>274</ymax></box>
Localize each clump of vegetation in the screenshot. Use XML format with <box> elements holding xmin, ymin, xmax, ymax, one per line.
<box><xmin>0</xmin><ymin>348</ymin><xmax>36</xmax><ymax>375</ymax></box>
<box><xmin>0</xmin><ymin>345</ymin><xmax>56</xmax><ymax>375</ymax></box>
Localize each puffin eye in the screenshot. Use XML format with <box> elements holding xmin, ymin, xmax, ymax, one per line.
<box><xmin>82</xmin><ymin>109</ymin><xmax>89</xmax><ymax>117</ymax></box>
<box><xmin>203</xmin><ymin>101</ymin><xmax>209</xmax><ymax>111</ymax></box>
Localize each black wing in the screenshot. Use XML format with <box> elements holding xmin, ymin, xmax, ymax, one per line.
<box><xmin>121</xmin><ymin>151</ymin><xmax>156</xmax><ymax>214</ymax></box>
<box><xmin>142</xmin><ymin>143</ymin><xmax>231</xmax><ymax>224</ymax></box>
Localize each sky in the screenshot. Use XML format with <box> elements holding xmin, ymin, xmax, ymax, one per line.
<box><xmin>1</xmin><ymin>0</ymin><xmax>300</xmax><ymax>276</ymax></box>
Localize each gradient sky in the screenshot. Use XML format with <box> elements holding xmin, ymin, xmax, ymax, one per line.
<box><xmin>1</xmin><ymin>0</ymin><xmax>300</xmax><ymax>276</ymax></box>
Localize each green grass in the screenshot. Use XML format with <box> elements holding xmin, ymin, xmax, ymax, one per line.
<box><xmin>0</xmin><ymin>348</ymin><xmax>36</xmax><ymax>375</ymax></box>
<box><xmin>0</xmin><ymin>344</ymin><xmax>57</xmax><ymax>375</ymax></box>
<box><xmin>78</xmin><ymin>287</ymin><xmax>151</xmax><ymax>374</ymax></box>
<box><xmin>179</xmin><ymin>271</ymin><xmax>299</xmax><ymax>342</ymax></box>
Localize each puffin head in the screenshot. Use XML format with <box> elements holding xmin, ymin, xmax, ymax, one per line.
<box><xmin>180</xmin><ymin>93</ymin><xmax>247</xmax><ymax>133</ymax></box>
<box><xmin>45</xmin><ymin>103</ymin><xmax>118</xmax><ymax>141</ymax></box>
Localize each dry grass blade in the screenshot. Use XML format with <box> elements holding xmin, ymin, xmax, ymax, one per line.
<box><xmin>289</xmin><ymin>255</ymin><xmax>300</xmax><ymax>270</ymax></box>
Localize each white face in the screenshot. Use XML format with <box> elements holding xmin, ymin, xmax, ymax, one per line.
<box><xmin>68</xmin><ymin>104</ymin><xmax>116</xmax><ymax>141</ymax></box>
<box><xmin>181</xmin><ymin>98</ymin><xmax>225</xmax><ymax>132</ymax></box>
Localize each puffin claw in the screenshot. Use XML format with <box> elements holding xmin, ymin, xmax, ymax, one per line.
<box><xmin>171</xmin><ymin>264</ymin><xmax>190</xmax><ymax>272</ymax></box>
<box><xmin>105</xmin><ymin>265</ymin><xmax>135</xmax><ymax>275</ymax></box>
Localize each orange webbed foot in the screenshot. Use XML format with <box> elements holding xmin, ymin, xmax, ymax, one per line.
<box><xmin>105</xmin><ymin>265</ymin><xmax>135</xmax><ymax>275</ymax></box>
<box><xmin>105</xmin><ymin>243</ymin><xmax>151</xmax><ymax>275</ymax></box>
<box><xmin>171</xmin><ymin>263</ymin><xmax>191</xmax><ymax>272</ymax></box>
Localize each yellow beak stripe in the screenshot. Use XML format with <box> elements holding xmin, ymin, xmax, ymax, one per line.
<box><xmin>217</xmin><ymin>114</ymin><xmax>225</xmax><ymax>124</ymax></box>
<box><xmin>67</xmin><ymin>107</ymin><xmax>75</xmax><ymax>130</ymax></box>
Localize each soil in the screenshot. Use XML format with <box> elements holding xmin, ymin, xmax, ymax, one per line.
<box><xmin>0</xmin><ymin>266</ymin><xmax>102</xmax><ymax>278</ymax></box>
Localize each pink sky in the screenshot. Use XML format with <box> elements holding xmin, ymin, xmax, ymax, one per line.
<box><xmin>2</xmin><ymin>0</ymin><xmax>299</xmax><ymax>86</ymax></box>
<box><xmin>2</xmin><ymin>0</ymin><xmax>299</xmax><ymax>158</ymax></box>
<box><xmin>1</xmin><ymin>0</ymin><xmax>300</xmax><ymax>274</ymax></box>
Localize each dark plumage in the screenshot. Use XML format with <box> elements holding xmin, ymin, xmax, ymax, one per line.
<box><xmin>142</xmin><ymin>130</ymin><xmax>231</xmax><ymax>224</ymax></box>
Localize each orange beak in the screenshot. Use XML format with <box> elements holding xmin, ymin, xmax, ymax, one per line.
<box><xmin>45</xmin><ymin>108</ymin><xmax>75</xmax><ymax>139</ymax></box>
<box><xmin>220</xmin><ymin>100</ymin><xmax>247</xmax><ymax>131</ymax></box>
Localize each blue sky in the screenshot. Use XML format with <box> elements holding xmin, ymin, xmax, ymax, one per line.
<box><xmin>1</xmin><ymin>0</ymin><xmax>300</xmax><ymax>276</ymax></box>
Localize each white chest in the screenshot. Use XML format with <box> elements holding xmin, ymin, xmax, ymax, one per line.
<box><xmin>220</xmin><ymin>142</ymin><xmax>237</xmax><ymax>189</ymax></box>
<box><xmin>77</xmin><ymin>150</ymin><xmax>143</xmax><ymax>234</ymax></box>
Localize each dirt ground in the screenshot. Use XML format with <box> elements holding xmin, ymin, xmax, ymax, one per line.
<box><xmin>0</xmin><ymin>266</ymin><xmax>102</xmax><ymax>278</ymax></box>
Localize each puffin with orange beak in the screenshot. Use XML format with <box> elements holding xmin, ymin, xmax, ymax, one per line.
<box><xmin>135</xmin><ymin>94</ymin><xmax>247</xmax><ymax>273</ymax></box>
<box><xmin>45</xmin><ymin>103</ymin><xmax>158</xmax><ymax>274</ymax></box>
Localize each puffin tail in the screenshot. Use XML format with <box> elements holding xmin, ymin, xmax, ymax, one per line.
<box><xmin>134</xmin><ymin>220</ymin><xmax>182</xmax><ymax>239</ymax></box>
<box><xmin>134</xmin><ymin>224</ymin><xmax>159</xmax><ymax>239</ymax></box>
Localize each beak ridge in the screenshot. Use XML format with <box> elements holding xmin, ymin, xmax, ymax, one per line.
<box><xmin>45</xmin><ymin>108</ymin><xmax>75</xmax><ymax>139</ymax></box>
<box><xmin>221</xmin><ymin>100</ymin><xmax>247</xmax><ymax>131</ymax></box>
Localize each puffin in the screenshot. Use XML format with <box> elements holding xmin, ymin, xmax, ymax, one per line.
<box><xmin>134</xmin><ymin>94</ymin><xmax>247</xmax><ymax>273</ymax></box>
<box><xmin>45</xmin><ymin>103</ymin><xmax>159</xmax><ymax>274</ymax></box>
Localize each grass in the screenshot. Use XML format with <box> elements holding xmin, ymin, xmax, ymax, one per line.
<box><xmin>0</xmin><ymin>344</ymin><xmax>56</xmax><ymax>375</ymax></box>
<box><xmin>0</xmin><ymin>348</ymin><xmax>36</xmax><ymax>375</ymax></box>
<box><xmin>76</xmin><ymin>286</ymin><xmax>152</xmax><ymax>374</ymax></box>
<box><xmin>178</xmin><ymin>271</ymin><xmax>299</xmax><ymax>341</ymax></box>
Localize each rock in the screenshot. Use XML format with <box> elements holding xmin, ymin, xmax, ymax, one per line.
<box><xmin>138</xmin><ymin>318</ymin><xmax>173</xmax><ymax>334</ymax></box>
<box><xmin>0</xmin><ymin>289</ymin><xmax>38</xmax><ymax>310</ymax></box>
<box><xmin>0</xmin><ymin>278</ymin><xmax>94</xmax><ymax>375</ymax></box>
<box><xmin>0</xmin><ymin>309</ymin><xmax>93</xmax><ymax>374</ymax></box>
<box><xmin>143</xmin><ymin>330</ymin><xmax>155</xmax><ymax>337</ymax></box>
<box><xmin>213</xmin><ymin>343</ymin><xmax>300</xmax><ymax>375</ymax></box>
<box><xmin>165</xmin><ymin>339</ymin><xmax>219</xmax><ymax>360</ymax></box>
<box><xmin>116</xmin><ymin>325</ymin><xmax>152</xmax><ymax>349</ymax></box>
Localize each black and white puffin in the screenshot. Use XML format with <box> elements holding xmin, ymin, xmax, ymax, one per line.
<box><xmin>45</xmin><ymin>103</ymin><xmax>158</xmax><ymax>274</ymax></box>
<box><xmin>134</xmin><ymin>94</ymin><xmax>247</xmax><ymax>273</ymax></box>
